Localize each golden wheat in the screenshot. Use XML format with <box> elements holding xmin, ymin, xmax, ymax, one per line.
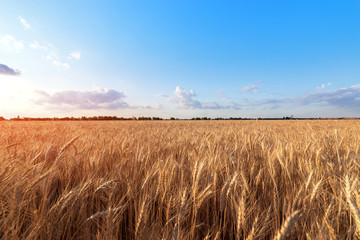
<box><xmin>0</xmin><ymin>120</ymin><xmax>359</xmax><ymax>239</ymax></box>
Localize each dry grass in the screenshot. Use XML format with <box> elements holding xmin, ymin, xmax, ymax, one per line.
<box><xmin>0</xmin><ymin>120</ymin><xmax>360</xmax><ymax>239</ymax></box>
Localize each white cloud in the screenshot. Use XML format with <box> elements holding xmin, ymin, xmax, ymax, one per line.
<box><xmin>34</xmin><ymin>86</ymin><xmax>129</xmax><ymax>110</ymax></box>
<box><xmin>245</xmin><ymin>84</ymin><xmax>360</xmax><ymax>112</ymax></box>
<box><xmin>46</xmin><ymin>51</ymin><xmax>58</xmax><ymax>60</ymax></box>
<box><xmin>31</xmin><ymin>42</ymin><xmax>70</xmax><ymax>68</ymax></box>
<box><xmin>165</xmin><ymin>86</ymin><xmax>241</xmax><ymax>110</ymax></box>
<box><xmin>240</xmin><ymin>81</ymin><xmax>262</xmax><ymax>94</ymax></box>
<box><xmin>299</xmin><ymin>84</ymin><xmax>360</xmax><ymax>109</ymax></box>
<box><xmin>53</xmin><ymin>60</ymin><xmax>70</xmax><ymax>69</ymax></box>
<box><xmin>30</xmin><ymin>40</ymin><xmax>48</xmax><ymax>50</ymax></box>
<box><xmin>28</xmin><ymin>40</ymin><xmax>70</xmax><ymax>68</ymax></box>
<box><xmin>316</xmin><ymin>82</ymin><xmax>331</xmax><ymax>90</ymax></box>
<box><xmin>169</xmin><ymin>86</ymin><xmax>202</xmax><ymax>109</ymax></box>
<box><xmin>0</xmin><ymin>35</ymin><xmax>24</xmax><ymax>52</ymax></box>
<box><xmin>69</xmin><ymin>51</ymin><xmax>81</xmax><ymax>60</ymax></box>
<box><xmin>19</xmin><ymin>16</ymin><xmax>31</xmax><ymax>30</ymax></box>
<box><xmin>316</xmin><ymin>84</ymin><xmax>326</xmax><ymax>90</ymax></box>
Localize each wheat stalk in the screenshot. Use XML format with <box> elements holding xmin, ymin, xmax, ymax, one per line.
<box><xmin>345</xmin><ymin>175</ymin><xmax>360</xmax><ymax>238</ymax></box>
<box><xmin>274</xmin><ymin>210</ymin><xmax>301</xmax><ymax>240</ymax></box>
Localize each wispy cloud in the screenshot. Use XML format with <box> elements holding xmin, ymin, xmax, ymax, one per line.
<box><xmin>53</xmin><ymin>60</ymin><xmax>70</xmax><ymax>69</ymax></box>
<box><xmin>34</xmin><ymin>86</ymin><xmax>129</xmax><ymax>110</ymax></box>
<box><xmin>31</xmin><ymin>42</ymin><xmax>71</xmax><ymax>69</ymax></box>
<box><xmin>130</xmin><ymin>103</ymin><xmax>164</xmax><ymax>110</ymax></box>
<box><xmin>0</xmin><ymin>64</ymin><xmax>21</xmax><ymax>76</ymax></box>
<box><xmin>19</xmin><ymin>16</ymin><xmax>31</xmax><ymax>30</ymax></box>
<box><xmin>153</xmin><ymin>103</ymin><xmax>163</xmax><ymax>110</ymax></box>
<box><xmin>216</xmin><ymin>89</ymin><xmax>228</xmax><ymax>101</ymax></box>
<box><xmin>240</xmin><ymin>81</ymin><xmax>262</xmax><ymax>94</ymax></box>
<box><xmin>244</xmin><ymin>84</ymin><xmax>360</xmax><ymax>112</ymax></box>
<box><xmin>46</xmin><ymin>50</ymin><xmax>58</xmax><ymax>60</ymax></box>
<box><xmin>69</xmin><ymin>51</ymin><xmax>81</xmax><ymax>60</ymax></box>
<box><xmin>299</xmin><ymin>84</ymin><xmax>360</xmax><ymax>109</ymax></box>
<box><xmin>0</xmin><ymin>35</ymin><xmax>24</xmax><ymax>52</ymax></box>
<box><xmin>159</xmin><ymin>84</ymin><xmax>360</xmax><ymax>113</ymax></box>
<box><xmin>46</xmin><ymin>47</ymin><xmax>70</xmax><ymax>68</ymax></box>
<box><xmin>164</xmin><ymin>86</ymin><xmax>241</xmax><ymax>110</ymax></box>
<box><xmin>29</xmin><ymin>40</ymin><xmax>48</xmax><ymax>50</ymax></box>
<box><xmin>316</xmin><ymin>82</ymin><xmax>331</xmax><ymax>90</ymax></box>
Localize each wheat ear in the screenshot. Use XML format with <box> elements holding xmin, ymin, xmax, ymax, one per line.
<box><xmin>274</xmin><ymin>210</ymin><xmax>301</xmax><ymax>240</ymax></box>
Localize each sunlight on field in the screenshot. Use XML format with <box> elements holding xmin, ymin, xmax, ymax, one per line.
<box><xmin>0</xmin><ymin>120</ymin><xmax>360</xmax><ymax>239</ymax></box>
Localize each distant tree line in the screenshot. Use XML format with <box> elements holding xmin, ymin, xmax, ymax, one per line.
<box><xmin>0</xmin><ymin>115</ymin><xmax>356</xmax><ymax>121</ymax></box>
<box><xmin>0</xmin><ymin>116</ymin><xmax>164</xmax><ymax>121</ymax></box>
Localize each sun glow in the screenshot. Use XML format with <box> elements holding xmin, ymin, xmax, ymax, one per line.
<box><xmin>0</xmin><ymin>76</ymin><xmax>36</xmax><ymax>115</ymax></box>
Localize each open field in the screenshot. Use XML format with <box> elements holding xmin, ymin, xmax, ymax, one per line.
<box><xmin>1</xmin><ymin>120</ymin><xmax>360</xmax><ymax>239</ymax></box>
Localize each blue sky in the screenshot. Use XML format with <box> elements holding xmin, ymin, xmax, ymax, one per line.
<box><xmin>1</xmin><ymin>1</ymin><xmax>360</xmax><ymax>118</ymax></box>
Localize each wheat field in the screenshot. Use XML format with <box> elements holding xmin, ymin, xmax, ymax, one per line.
<box><xmin>0</xmin><ymin>120</ymin><xmax>360</xmax><ymax>239</ymax></box>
